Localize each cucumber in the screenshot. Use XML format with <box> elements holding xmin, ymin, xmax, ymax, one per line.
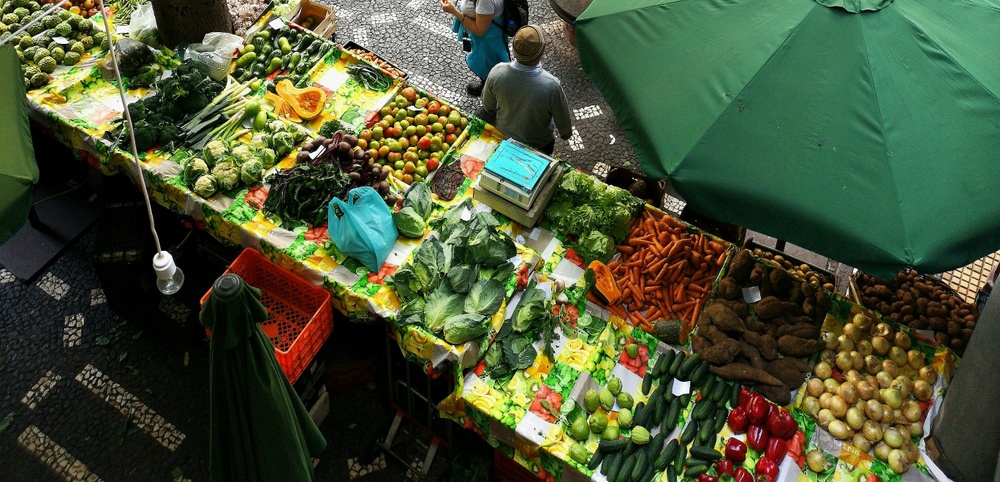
<box><xmin>689</xmin><ymin>445</ymin><xmax>724</xmax><ymax>462</ymax></box>
<box><xmin>637</xmin><ymin>464</ymin><xmax>654</xmax><ymax>482</ymax></box>
<box><xmin>645</xmin><ymin>432</ymin><xmax>667</xmax><ymax>460</ymax></box>
<box><xmin>664</xmin><ymin>397</ymin><xmax>681</xmax><ymax>432</ymax></box>
<box><xmin>629</xmin><ymin>451</ymin><xmax>647</xmax><ymax>482</ymax></box>
<box><xmin>651</xmin><ymin>354</ymin><xmax>668</xmax><ymax>379</ymax></box>
<box><xmin>599</xmin><ymin>438</ymin><xmax>628</xmax><ymax>453</ymax></box>
<box><xmin>692</xmin><ymin>399</ymin><xmax>715</xmax><ymax>421</ymax></box>
<box><xmin>673</xmin><ymin>443</ymin><xmax>687</xmax><ymax>471</ymax></box>
<box><xmin>624</xmin><ymin>439</ymin><xmax>639</xmax><ymax>457</ymax></box>
<box><xmin>678</xmin><ymin>353</ymin><xmax>702</xmax><ymax>380</ymax></box>
<box><xmin>701</xmin><ymin>374</ymin><xmax>717</xmax><ymax>398</ymax></box>
<box><xmin>711</xmin><ymin>379</ymin><xmax>730</xmax><ymax>406</ymax></box>
<box><xmin>656</xmin><ymin>439</ymin><xmax>679</xmax><ymax>471</ymax></box>
<box><xmin>605</xmin><ymin>451</ymin><xmax>622</xmax><ymax>480</ymax></box>
<box><xmin>641</xmin><ymin>372</ymin><xmax>653</xmax><ymax>396</ymax></box>
<box><xmin>698</xmin><ymin>418</ymin><xmax>715</xmax><ymax>444</ymax></box>
<box><xmin>668</xmin><ymin>352</ymin><xmax>684</xmax><ymax>377</ymax></box>
<box><xmin>690</xmin><ymin>360</ymin><xmax>710</xmax><ymax>387</ymax></box>
<box><xmin>684</xmin><ymin>465</ymin><xmax>709</xmax><ymax>477</ymax></box>
<box><xmin>588</xmin><ymin>448</ymin><xmax>605</xmax><ymax>471</ymax></box>
<box><xmin>667</xmin><ymin>465</ymin><xmax>678</xmax><ymax>482</ymax></box>
<box><xmin>729</xmin><ymin>382</ymin><xmax>742</xmax><ymax>408</ymax></box>
<box><xmin>655</xmin><ymin>394</ymin><xmax>669</xmax><ymax>423</ymax></box>
<box><xmin>616</xmin><ymin>453</ymin><xmax>636</xmax><ymax>482</ymax></box>
<box><xmin>602</xmin><ymin>451</ymin><xmax>621</xmax><ymax>476</ymax></box>
<box><xmin>685</xmin><ymin>457</ymin><xmax>710</xmax><ymax>468</ymax></box>
<box><xmin>680</xmin><ymin>420</ymin><xmax>698</xmax><ymax>445</ymax></box>
<box><xmin>661</xmin><ymin>378</ymin><xmax>675</xmax><ymax>403</ymax></box>
<box><xmin>679</xmin><ymin>394</ymin><xmax>692</xmax><ymax>407</ymax></box>
<box><xmin>713</xmin><ymin>407</ymin><xmax>729</xmax><ymax>434</ymax></box>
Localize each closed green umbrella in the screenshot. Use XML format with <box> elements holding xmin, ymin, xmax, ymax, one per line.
<box><xmin>576</xmin><ymin>0</ymin><xmax>1000</xmax><ymax>278</ymax></box>
<box><xmin>0</xmin><ymin>44</ymin><xmax>39</xmax><ymax>245</ymax></box>
<box><xmin>201</xmin><ymin>274</ymin><xmax>326</xmax><ymax>481</ymax></box>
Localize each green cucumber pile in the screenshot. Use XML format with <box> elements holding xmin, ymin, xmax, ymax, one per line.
<box><xmin>232</xmin><ymin>20</ymin><xmax>336</xmax><ymax>87</ymax></box>
<box><xmin>588</xmin><ymin>351</ymin><xmax>741</xmax><ymax>482</ymax></box>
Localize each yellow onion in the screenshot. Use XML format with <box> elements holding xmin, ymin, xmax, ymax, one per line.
<box><xmin>818</xmin><ymin>408</ymin><xmax>836</xmax><ymax>429</ymax></box>
<box><xmin>838</xmin><ymin>335</ymin><xmax>855</xmax><ymax>353</ymax></box>
<box><xmin>881</xmin><ymin>404</ymin><xmax>895</xmax><ymax>424</ymax></box>
<box><xmin>829</xmin><ymin>395</ymin><xmax>849</xmax><ymax>418</ymax></box>
<box><xmin>888</xmin><ymin>448</ymin><xmax>910</xmax><ymax>474</ymax></box>
<box><xmin>909</xmin><ymin>421</ymin><xmax>924</xmax><ymax>438</ymax></box>
<box><xmin>918</xmin><ymin>366</ymin><xmax>938</xmax><ymax>385</ymax></box>
<box><xmin>819</xmin><ymin>392</ymin><xmax>834</xmax><ymax>409</ymax></box>
<box><xmin>856</xmin><ymin>339</ymin><xmax>874</xmax><ymax>357</ymax></box>
<box><xmin>902</xmin><ymin>400</ymin><xmax>923</xmax><ymax>423</ymax></box>
<box><xmin>836</xmin><ymin>351</ymin><xmax>854</xmax><ymax>372</ymax></box>
<box><xmin>890</xmin><ymin>376</ymin><xmax>913</xmax><ymax>399</ymax></box>
<box><xmin>853</xmin><ymin>313</ymin><xmax>873</xmax><ymax>330</ymax></box>
<box><xmin>846</xmin><ymin>406</ymin><xmax>865</xmax><ymax>430</ymax></box>
<box><xmin>881</xmin><ymin>360</ymin><xmax>899</xmax><ymax>378</ymax></box>
<box><xmin>875</xmin><ymin>323</ymin><xmax>893</xmax><ymax>338</ymax></box>
<box><xmin>838</xmin><ymin>382</ymin><xmax>859</xmax><ymax>404</ymax></box>
<box><xmin>852</xmin><ymin>432</ymin><xmax>872</xmax><ymax>452</ymax></box>
<box><xmin>912</xmin><ymin>380</ymin><xmax>933</xmax><ymax>402</ymax></box>
<box><xmin>876</xmin><ymin>371</ymin><xmax>894</xmax><ymax>389</ymax></box>
<box><xmin>882</xmin><ymin>388</ymin><xmax>903</xmax><ymax>409</ymax></box>
<box><xmin>828</xmin><ymin>419</ymin><xmax>853</xmax><ymax>440</ymax></box>
<box><xmin>883</xmin><ymin>426</ymin><xmax>905</xmax><ymax>448</ymax></box>
<box><xmin>862</xmin><ymin>419</ymin><xmax>883</xmax><ymax>442</ymax></box>
<box><xmin>865</xmin><ymin>399</ymin><xmax>884</xmax><ymax>421</ymax></box>
<box><xmin>874</xmin><ymin>441</ymin><xmax>892</xmax><ymax>461</ymax></box>
<box><xmin>902</xmin><ymin>441</ymin><xmax>921</xmax><ymax>464</ymax></box>
<box><xmin>823</xmin><ymin>332</ymin><xmax>839</xmax><ymax>350</ymax></box>
<box><xmin>802</xmin><ymin>396</ymin><xmax>821</xmax><ymax>417</ymax></box>
<box><xmin>820</xmin><ymin>349</ymin><xmax>837</xmax><ymax>366</ymax></box>
<box><xmin>824</xmin><ymin>378</ymin><xmax>841</xmax><ymax>394</ymax></box>
<box><xmin>856</xmin><ymin>380</ymin><xmax>876</xmax><ymax>401</ymax></box>
<box><xmin>807</xmin><ymin>449</ymin><xmax>829</xmax><ymax>473</ymax></box>
<box><xmin>864</xmin><ymin>355</ymin><xmax>882</xmax><ymax>375</ymax></box>
<box><xmin>889</xmin><ymin>346</ymin><xmax>907</xmax><ymax>367</ymax></box>
<box><xmin>843</xmin><ymin>322</ymin><xmax>863</xmax><ymax>342</ymax></box>
<box><xmin>907</xmin><ymin>349</ymin><xmax>925</xmax><ymax>370</ymax></box>
<box><xmin>813</xmin><ymin>361</ymin><xmax>833</xmax><ymax>380</ymax></box>
<box><xmin>894</xmin><ymin>331</ymin><xmax>912</xmax><ymax>350</ymax></box>
<box><xmin>807</xmin><ymin>378</ymin><xmax>826</xmax><ymax>397</ymax></box>
<box><xmin>872</xmin><ymin>336</ymin><xmax>891</xmax><ymax>355</ymax></box>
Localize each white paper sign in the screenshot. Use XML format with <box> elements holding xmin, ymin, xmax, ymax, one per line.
<box><xmin>53</xmin><ymin>36</ymin><xmax>69</xmax><ymax>45</ymax></box>
<box><xmin>671</xmin><ymin>379</ymin><xmax>691</xmax><ymax>396</ymax></box>
<box><xmin>743</xmin><ymin>286</ymin><xmax>762</xmax><ymax>303</ymax></box>
<box><xmin>268</xmin><ymin>18</ymin><xmax>284</xmax><ymax>30</ymax></box>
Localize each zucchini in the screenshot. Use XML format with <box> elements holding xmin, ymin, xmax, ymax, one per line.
<box><xmin>684</xmin><ymin>465</ymin><xmax>709</xmax><ymax>478</ymax></box>
<box><xmin>656</xmin><ymin>439</ymin><xmax>679</xmax><ymax>471</ymax></box>
<box><xmin>692</xmin><ymin>399</ymin><xmax>715</xmax><ymax>422</ymax></box>
<box><xmin>690</xmin><ymin>445</ymin><xmax>724</xmax><ymax>462</ymax></box>
<box><xmin>602</xmin><ymin>451</ymin><xmax>621</xmax><ymax>476</ymax></box>
<box><xmin>588</xmin><ymin>448</ymin><xmax>605</xmax><ymax>471</ymax></box>
<box><xmin>668</xmin><ymin>352</ymin><xmax>684</xmax><ymax>377</ymax></box>
<box><xmin>667</xmin><ymin>465</ymin><xmax>678</xmax><ymax>482</ymax></box>
<box><xmin>599</xmin><ymin>438</ymin><xmax>628</xmax><ymax>453</ymax></box>
<box><xmin>680</xmin><ymin>420</ymin><xmax>698</xmax><ymax>445</ymax></box>
<box><xmin>698</xmin><ymin>418</ymin><xmax>715</xmax><ymax>444</ymax></box>
<box><xmin>678</xmin><ymin>353</ymin><xmax>702</xmax><ymax>380</ymax></box>
<box><xmin>617</xmin><ymin>453</ymin><xmax>636</xmax><ymax>482</ymax></box>
<box><xmin>654</xmin><ymin>350</ymin><xmax>675</xmax><ymax>378</ymax></box>
<box><xmin>629</xmin><ymin>451</ymin><xmax>647</xmax><ymax>482</ymax></box>
<box><xmin>690</xmin><ymin>360</ymin><xmax>710</xmax><ymax>386</ymax></box>
<box><xmin>713</xmin><ymin>407</ymin><xmax>729</xmax><ymax>434</ymax></box>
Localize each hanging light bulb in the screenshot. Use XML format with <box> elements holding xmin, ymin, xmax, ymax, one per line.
<box><xmin>152</xmin><ymin>251</ymin><xmax>184</xmax><ymax>295</ymax></box>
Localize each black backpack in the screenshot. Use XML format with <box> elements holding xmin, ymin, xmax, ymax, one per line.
<box><xmin>491</xmin><ymin>0</ymin><xmax>529</xmax><ymax>37</ymax></box>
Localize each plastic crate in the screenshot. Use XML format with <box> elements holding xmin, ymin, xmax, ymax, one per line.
<box><xmin>201</xmin><ymin>248</ymin><xmax>333</xmax><ymax>383</ymax></box>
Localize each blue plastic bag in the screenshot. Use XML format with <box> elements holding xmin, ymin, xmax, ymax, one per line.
<box><xmin>327</xmin><ymin>187</ymin><xmax>398</xmax><ymax>272</ymax></box>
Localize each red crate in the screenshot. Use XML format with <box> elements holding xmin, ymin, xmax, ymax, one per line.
<box><xmin>201</xmin><ymin>248</ymin><xmax>333</xmax><ymax>383</ymax></box>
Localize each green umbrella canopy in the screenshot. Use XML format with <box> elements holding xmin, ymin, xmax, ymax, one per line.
<box><xmin>577</xmin><ymin>0</ymin><xmax>1000</xmax><ymax>278</ymax></box>
<box><xmin>201</xmin><ymin>274</ymin><xmax>326</xmax><ymax>482</ymax></box>
<box><xmin>0</xmin><ymin>44</ymin><xmax>39</xmax><ymax>245</ymax></box>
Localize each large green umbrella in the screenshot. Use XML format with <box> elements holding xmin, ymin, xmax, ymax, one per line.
<box><xmin>0</xmin><ymin>44</ymin><xmax>39</xmax><ymax>245</ymax></box>
<box><xmin>201</xmin><ymin>274</ymin><xmax>326</xmax><ymax>481</ymax></box>
<box><xmin>576</xmin><ymin>0</ymin><xmax>1000</xmax><ymax>278</ymax></box>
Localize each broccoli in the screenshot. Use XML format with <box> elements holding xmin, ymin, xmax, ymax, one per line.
<box><xmin>183</xmin><ymin>158</ymin><xmax>209</xmax><ymax>185</ymax></box>
<box><xmin>128</xmin><ymin>64</ymin><xmax>162</xmax><ymax>89</ymax></box>
<box><xmin>32</xmin><ymin>48</ymin><xmax>49</xmax><ymax>62</ymax></box>
<box><xmin>37</xmin><ymin>56</ymin><xmax>55</xmax><ymax>74</ymax></box>
<box><xmin>230</xmin><ymin>144</ymin><xmax>256</xmax><ymax>166</ymax></box>
<box><xmin>259</xmin><ymin>148</ymin><xmax>277</xmax><ymax>168</ymax></box>
<box><xmin>193</xmin><ymin>175</ymin><xmax>218</xmax><ymax>198</ymax></box>
<box><xmin>54</xmin><ymin>21</ymin><xmax>71</xmax><ymax>37</ymax></box>
<box><xmin>62</xmin><ymin>51</ymin><xmax>81</xmax><ymax>66</ymax></box>
<box><xmin>157</xmin><ymin>124</ymin><xmax>181</xmax><ymax>149</ymax></box>
<box><xmin>130</xmin><ymin>122</ymin><xmax>158</xmax><ymax>152</ymax></box>
<box><xmin>202</xmin><ymin>140</ymin><xmax>229</xmax><ymax>167</ymax></box>
<box><xmin>240</xmin><ymin>159</ymin><xmax>263</xmax><ymax>185</ymax></box>
<box><xmin>211</xmin><ymin>162</ymin><xmax>240</xmax><ymax>192</ymax></box>
<box><xmin>272</xmin><ymin>131</ymin><xmax>295</xmax><ymax>159</ymax></box>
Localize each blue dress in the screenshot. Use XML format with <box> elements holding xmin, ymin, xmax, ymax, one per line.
<box><xmin>452</xmin><ymin>15</ymin><xmax>510</xmax><ymax>80</ymax></box>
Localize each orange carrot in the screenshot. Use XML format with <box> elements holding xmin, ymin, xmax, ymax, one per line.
<box><xmin>708</xmin><ymin>241</ymin><xmax>725</xmax><ymax>255</ymax></box>
<box><xmin>616</xmin><ymin>245</ymin><xmax>634</xmax><ymax>256</ymax></box>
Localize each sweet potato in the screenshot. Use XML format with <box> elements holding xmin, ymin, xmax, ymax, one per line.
<box><xmin>698</xmin><ymin>338</ymin><xmax>742</xmax><ymax>365</ymax></box>
<box><xmin>710</xmin><ymin>363</ymin><xmax>783</xmax><ymax>386</ymax></box>
<box><xmin>777</xmin><ymin>322</ymin><xmax>820</xmax><ymax>340</ymax></box>
<box><xmin>700</xmin><ymin>324</ymin><xmax>732</xmax><ymax>346</ymax></box>
<box><xmin>706</xmin><ymin>303</ymin><xmax>746</xmax><ymax>334</ymax></box>
<box><xmin>691</xmin><ymin>335</ymin><xmax>713</xmax><ymax>355</ymax></box>
<box><xmin>718</xmin><ymin>276</ymin><xmax>742</xmax><ymax>301</ymax></box>
<box><xmin>754</xmin><ymin>383</ymin><xmax>791</xmax><ymax>406</ymax></box>
<box><xmin>740</xmin><ymin>341</ymin><xmax>765</xmax><ymax>370</ymax></box>
<box><xmin>729</xmin><ymin>249</ymin><xmax>754</xmax><ymax>284</ymax></box>
<box><xmin>749</xmin><ymin>263</ymin><xmax>768</xmax><ymax>285</ymax></box>
<box><xmin>755</xmin><ymin>296</ymin><xmax>794</xmax><ymax>320</ymax></box>
<box><xmin>743</xmin><ymin>331</ymin><xmax>778</xmax><ymax>361</ymax></box>
<box><xmin>764</xmin><ymin>358</ymin><xmax>809</xmax><ymax>389</ymax></box>
<box><xmin>769</xmin><ymin>268</ymin><xmax>794</xmax><ymax>296</ymax></box>
<box><xmin>710</xmin><ymin>298</ymin><xmax>750</xmax><ymax>319</ymax></box>
<box><xmin>777</xmin><ymin>335</ymin><xmax>823</xmax><ymax>357</ymax></box>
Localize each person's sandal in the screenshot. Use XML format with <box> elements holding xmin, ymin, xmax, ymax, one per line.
<box><xmin>466</xmin><ymin>80</ymin><xmax>483</xmax><ymax>97</ymax></box>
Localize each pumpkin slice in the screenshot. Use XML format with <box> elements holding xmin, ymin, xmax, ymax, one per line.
<box><xmin>264</xmin><ymin>91</ymin><xmax>303</xmax><ymax>123</ymax></box>
<box><xmin>275</xmin><ymin>79</ymin><xmax>326</xmax><ymax>120</ymax></box>
<box><xmin>588</xmin><ymin>260</ymin><xmax>622</xmax><ymax>305</ymax></box>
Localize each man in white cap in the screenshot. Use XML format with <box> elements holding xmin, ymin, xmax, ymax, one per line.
<box><xmin>481</xmin><ymin>25</ymin><xmax>573</xmax><ymax>155</ymax></box>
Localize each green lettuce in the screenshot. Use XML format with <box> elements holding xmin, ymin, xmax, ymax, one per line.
<box><xmin>575</xmin><ymin>231</ymin><xmax>616</xmax><ymax>264</ymax></box>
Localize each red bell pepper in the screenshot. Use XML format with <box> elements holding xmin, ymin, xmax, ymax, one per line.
<box><xmin>725</xmin><ymin>437</ymin><xmax>748</xmax><ymax>465</ymax></box>
<box><xmin>728</xmin><ymin>406</ymin><xmax>749</xmax><ymax>434</ymax></box>
<box><xmin>732</xmin><ymin>467</ymin><xmax>754</xmax><ymax>482</ymax></box>
<box><xmin>747</xmin><ymin>424</ymin><xmax>769</xmax><ymax>452</ymax></box>
<box><xmin>716</xmin><ymin>458</ymin><xmax>734</xmax><ymax>477</ymax></box>
<box><xmin>755</xmin><ymin>456</ymin><xmax>780</xmax><ymax>482</ymax></box>
<box><xmin>697</xmin><ymin>474</ymin><xmax>719</xmax><ymax>482</ymax></box>
<box><xmin>746</xmin><ymin>393</ymin><xmax>769</xmax><ymax>426</ymax></box>
<box><xmin>765</xmin><ymin>436</ymin><xmax>788</xmax><ymax>463</ymax></box>
<box><xmin>738</xmin><ymin>386</ymin><xmax>754</xmax><ymax>409</ymax></box>
<box><xmin>766</xmin><ymin>408</ymin><xmax>798</xmax><ymax>440</ymax></box>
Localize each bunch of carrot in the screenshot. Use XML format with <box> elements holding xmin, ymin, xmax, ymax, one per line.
<box><xmin>601</xmin><ymin>210</ymin><xmax>726</xmax><ymax>332</ymax></box>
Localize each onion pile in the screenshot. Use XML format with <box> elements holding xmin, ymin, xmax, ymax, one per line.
<box><xmin>800</xmin><ymin>313</ymin><xmax>935</xmax><ymax>474</ymax></box>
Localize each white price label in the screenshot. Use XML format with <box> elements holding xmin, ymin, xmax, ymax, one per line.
<box><xmin>743</xmin><ymin>286</ymin><xmax>762</xmax><ymax>303</ymax></box>
<box><xmin>268</xmin><ymin>18</ymin><xmax>284</xmax><ymax>30</ymax></box>
<box><xmin>116</xmin><ymin>25</ymin><xmax>130</xmax><ymax>34</ymax></box>
<box><xmin>308</xmin><ymin>145</ymin><xmax>326</xmax><ymax>160</ymax></box>
<box><xmin>53</xmin><ymin>36</ymin><xmax>69</xmax><ymax>45</ymax></box>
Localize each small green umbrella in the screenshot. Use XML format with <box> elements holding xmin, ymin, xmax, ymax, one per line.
<box><xmin>201</xmin><ymin>274</ymin><xmax>326</xmax><ymax>482</ymax></box>
<box><xmin>577</xmin><ymin>0</ymin><xmax>1000</xmax><ymax>278</ymax></box>
<box><xmin>0</xmin><ymin>44</ymin><xmax>39</xmax><ymax>245</ymax></box>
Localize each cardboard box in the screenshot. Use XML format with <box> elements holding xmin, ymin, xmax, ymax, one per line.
<box><xmin>283</xmin><ymin>0</ymin><xmax>336</xmax><ymax>39</ymax></box>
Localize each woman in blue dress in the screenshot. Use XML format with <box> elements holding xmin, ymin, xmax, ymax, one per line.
<box><xmin>441</xmin><ymin>0</ymin><xmax>510</xmax><ymax>97</ymax></box>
